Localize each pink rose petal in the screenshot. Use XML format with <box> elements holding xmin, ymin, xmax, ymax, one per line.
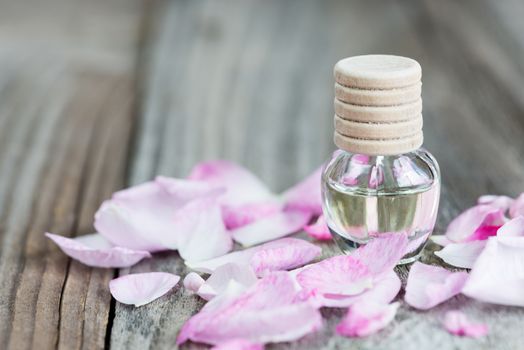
<box><xmin>46</xmin><ymin>233</ymin><xmax>151</xmax><ymax>268</ymax></box>
<box><xmin>187</xmin><ymin>238</ymin><xmax>320</xmax><ymax>277</ymax></box>
<box><xmin>94</xmin><ymin>179</ymin><xmax>223</xmax><ymax>252</ymax></box>
<box><xmin>434</xmin><ymin>240</ymin><xmax>487</xmax><ymax>269</ymax></box>
<box><xmin>109</xmin><ymin>272</ymin><xmax>180</xmax><ymax>307</ymax></box>
<box><xmin>405</xmin><ymin>262</ymin><xmax>468</xmax><ymax>310</ymax></box>
<box><xmin>177</xmin><ymin>272</ymin><xmax>322</xmax><ymax>346</ymax></box>
<box><xmin>211</xmin><ymin>339</ymin><xmax>264</xmax><ymax>350</ymax></box>
<box><xmin>197</xmin><ymin>263</ymin><xmax>257</xmax><ymax>300</ymax></box>
<box><xmin>351</xmin><ymin>232</ymin><xmax>409</xmax><ymax>275</ymax></box>
<box><xmin>296</xmin><ymin>255</ymin><xmax>373</xmax><ymax>296</ymax></box>
<box><xmin>336</xmin><ymin>301</ymin><xmax>399</xmax><ymax>337</ymax></box>
<box><xmin>222</xmin><ymin>201</ymin><xmax>283</xmax><ymax>230</ymax></box>
<box><xmin>509</xmin><ymin>193</ymin><xmax>524</xmax><ymax>218</ymax></box>
<box><xmin>443</xmin><ymin>311</ymin><xmax>488</xmax><ymax>338</ymax></box>
<box><xmin>183</xmin><ymin>272</ymin><xmax>205</xmax><ymax>293</ymax></box>
<box><xmin>231</xmin><ymin>209</ymin><xmax>312</xmax><ymax>246</ymax></box>
<box><xmin>445</xmin><ymin>205</ymin><xmax>505</xmax><ymax>243</ymax></box>
<box><xmin>170</xmin><ymin>193</ymin><xmax>233</xmax><ymax>262</ymax></box>
<box><xmin>497</xmin><ymin>216</ymin><xmax>524</xmax><ymax>237</ymax></box>
<box><xmin>462</xmin><ymin>237</ymin><xmax>524</xmax><ymax>306</ymax></box>
<box><xmin>283</xmin><ymin>167</ymin><xmax>322</xmax><ymax>216</ymax></box>
<box><xmin>303</xmin><ymin>215</ymin><xmax>332</xmax><ymax>241</ymax></box>
<box><xmin>431</xmin><ymin>235</ymin><xmax>453</xmax><ymax>246</ymax></box>
<box><xmin>478</xmin><ymin>195</ymin><xmax>514</xmax><ymax>211</ymax></box>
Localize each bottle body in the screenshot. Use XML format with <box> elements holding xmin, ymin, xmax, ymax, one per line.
<box><xmin>321</xmin><ymin>148</ymin><xmax>440</xmax><ymax>264</ymax></box>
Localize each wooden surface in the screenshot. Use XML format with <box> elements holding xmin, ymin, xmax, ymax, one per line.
<box><xmin>1</xmin><ymin>0</ymin><xmax>524</xmax><ymax>349</ymax></box>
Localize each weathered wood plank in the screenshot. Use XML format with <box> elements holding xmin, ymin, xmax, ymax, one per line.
<box><xmin>0</xmin><ymin>1</ymin><xmax>142</xmax><ymax>349</ymax></box>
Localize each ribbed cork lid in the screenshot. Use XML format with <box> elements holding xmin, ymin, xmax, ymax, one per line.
<box><xmin>333</xmin><ymin>55</ymin><xmax>423</xmax><ymax>155</ymax></box>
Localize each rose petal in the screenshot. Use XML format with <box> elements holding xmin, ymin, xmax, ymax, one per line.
<box><xmin>296</xmin><ymin>255</ymin><xmax>373</xmax><ymax>296</ymax></box>
<box><xmin>445</xmin><ymin>205</ymin><xmax>505</xmax><ymax>243</ymax></box>
<box><xmin>282</xmin><ymin>167</ymin><xmax>322</xmax><ymax>216</ymax></box>
<box><xmin>431</xmin><ymin>235</ymin><xmax>453</xmax><ymax>246</ymax></box>
<box><xmin>231</xmin><ymin>209</ymin><xmax>312</xmax><ymax>246</ymax></box>
<box><xmin>222</xmin><ymin>202</ymin><xmax>283</xmax><ymax>230</ymax></box>
<box><xmin>197</xmin><ymin>263</ymin><xmax>257</xmax><ymax>300</ymax></box>
<box><xmin>211</xmin><ymin>339</ymin><xmax>264</xmax><ymax>350</ymax></box>
<box><xmin>183</xmin><ymin>272</ymin><xmax>205</xmax><ymax>293</ymax></box>
<box><xmin>177</xmin><ymin>272</ymin><xmax>322</xmax><ymax>345</ymax></box>
<box><xmin>46</xmin><ymin>233</ymin><xmax>151</xmax><ymax>268</ymax></box>
<box><xmin>94</xmin><ymin>179</ymin><xmax>221</xmax><ymax>252</ymax></box>
<box><xmin>303</xmin><ymin>215</ymin><xmax>332</xmax><ymax>241</ymax></box>
<box><xmin>434</xmin><ymin>240</ymin><xmax>487</xmax><ymax>269</ymax></box>
<box><xmin>351</xmin><ymin>232</ymin><xmax>409</xmax><ymax>275</ymax></box>
<box><xmin>462</xmin><ymin>237</ymin><xmax>524</xmax><ymax>306</ymax></box>
<box><xmin>336</xmin><ymin>301</ymin><xmax>399</xmax><ymax>337</ymax></box>
<box><xmin>109</xmin><ymin>272</ymin><xmax>180</xmax><ymax>307</ymax></box>
<box><xmin>509</xmin><ymin>193</ymin><xmax>524</xmax><ymax>218</ymax></box>
<box><xmin>478</xmin><ymin>195</ymin><xmax>514</xmax><ymax>211</ymax></box>
<box><xmin>171</xmin><ymin>193</ymin><xmax>233</xmax><ymax>262</ymax></box>
<box><xmin>187</xmin><ymin>238</ymin><xmax>320</xmax><ymax>277</ymax></box>
<box><xmin>405</xmin><ymin>262</ymin><xmax>468</xmax><ymax>310</ymax></box>
<box><xmin>442</xmin><ymin>311</ymin><xmax>488</xmax><ymax>338</ymax></box>
<box><xmin>497</xmin><ymin>216</ymin><xmax>524</xmax><ymax>237</ymax></box>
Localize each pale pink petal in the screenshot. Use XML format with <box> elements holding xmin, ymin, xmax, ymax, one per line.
<box><xmin>336</xmin><ymin>301</ymin><xmax>399</xmax><ymax>337</ymax></box>
<box><xmin>172</xmin><ymin>194</ymin><xmax>233</xmax><ymax>262</ymax></box>
<box><xmin>443</xmin><ymin>311</ymin><xmax>488</xmax><ymax>338</ymax></box>
<box><xmin>296</xmin><ymin>255</ymin><xmax>373</xmax><ymax>296</ymax></box>
<box><xmin>211</xmin><ymin>339</ymin><xmax>264</xmax><ymax>350</ymax></box>
<box><xmin>46</xmin><ymin>233</ymin><xmax>151</xmax><ymax>268</ymax></box>
<box><xmin>341</xmin><ymin>154</ymin><xmax>370</xmax><ymax>186</ymax></box>
<box><xmin>405</xmin><ymin>262</ymin><xmax>468</xmax><ymax>310</ymax></box>
<box><xmin>315</xmin><ymin>270</ymin><xmax>401</xmax><ymax>308</ymax></box>
<box><xmin>177</xmin><ymin>272</ymin><xmax>322</xmax><ymax>345</ymax></box>
<box><xmin>183</xmin><ymin>272</ymin><xmax>205</xmax><ymax>293</ymax></box>
<box><xmin>109</xmin><ymin>272</ymin><xmax>180</xmax><ymax>307</ymax></box>
<box><xmin>509</xmin><ymin>193</ymin><xmax>524</xmax><ymax>218</ymax></box>
<box><xmin>462</xmin><ymin>237</ymin><xmax>524</xmax><ymax>306</ymax></box>
<box><xmin>434</xmin><ymin>240</ymin><xmax>487</xmax><ymax>269</ymax></box>
<box><xmin>431</xmin><ymin>235</ymin><xmax>453</xmax><ymax>246</ymax></box>
<box><xmin>351</xmin><ymin>232</ymin><xmax>409</xmax><ymax>275</ymax></box>
<box><xmin>282</xmin><ymin>167</ymin><xmax>323</xmax><ymax>216</ymax></box>
<box><xmin>187</xmin><ymin>238</ymin><xmax>320</xmax><ymax>277</ymax></box>
<box><xmin>222</xmin><ymin>201</ymin><xmax>283</xmax><ymax>230</ymax></box>
<box><xmin>478</xmin><ymin>195</ymin><xmax>514</xmax><ymax>211</ymax></box>
<box><xmin>497</xmin><ymin>216</ymin><xmax>524</xmax><ymax>237</ymax></box>
<box><xmin>445</xmin><ymin>205</ymin><xmax>505</xmax><ymax>243</ymax></box>
<box><xmin>231</xmin><ymin>209</ymin><xmax>312</xmax><ymax>246</ymax></box>
<box><xmin>188</xmin><ymin>160</ymin><xmax>275</xmax><ymax>207</ymax></box>
<box><xmin>393</xmin><ymin>156</ymin><xmax>430</xmax><ymax>187</ymax></box>
<box><xmin>303</xmin><ymin>215</ymin><xmax>332</xmax><ymax>241</ymax></box>
<box><xmin>197</xmin><ymin>263</ymin><xmax>257</xmax><ymax>300</ymax></box>
<box><xmin>94</xmin><ymin>179</ymin><xmax>221</xmax><ymax>252</ymax></box>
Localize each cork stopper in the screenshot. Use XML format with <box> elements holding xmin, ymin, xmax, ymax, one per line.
<box><xmin>333</xmin><ymin>55</ymin><xmax>423</xmax><ymax>155</ymax></box>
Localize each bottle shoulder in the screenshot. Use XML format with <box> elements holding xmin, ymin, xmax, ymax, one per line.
<box><xmin>322</xmin><ymin>148</ymin><xmax>440</xmax><ymax>196</ymax></box>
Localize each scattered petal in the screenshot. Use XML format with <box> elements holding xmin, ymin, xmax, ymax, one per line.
<box><xmin>109</xmin><ymin>272</ymin><xmax>180</xmax><ymax>307</ymax></box>
<box><xmin>431</xmin><ymin>235</ymin><xmax>453</xmax><ymax>246</ymax></box>
<box><xmin>177</xmin><ymin>272</ymin><xmax>322</xmax><ymax>346</ymax></box>
<box><xmin>197</xmin><ymin>263</ymin><xmax>257</xmax><ymax>300</ymax></box>
<box><xmin>283</xmin><ymin>167</ymin><xmax>323</xmax><ymax>216</ymax></box>
<box><xmin>462</xmin><ymin>237</ymin><xmax>524</xmax><ymax>306</ymax></box>
<box><xmin>405</xmin><ymin>262</ymin><xmax>468</xmax><ymax>310</ymax></box>
<box><xmin>211</xmin><ymin>339</ymin><xmax>264</xmax><ymax>350</ymax></box>
<box><xmin>304</xmin><ymin>215</ymin><xmax>332</xmax><ymax>241</ymax></box>
<box><xmin>445</xmin><ymin>205</ymin><xmax>505</xmax><ymax>243</ymax></box>
<box><xmin>183</xmin><ymin>272</ymin><xmax>205</xmax><ymax>293</ymax></box>
<box><xmin>222</xmin><ymin>201</ymin><xmax>283</xmax><ymax>230</ymax></box>
<box><xmin>497</xmin><ymin>216</ymin><xmax>524</xmax><ymax>237</ymax></box>
<box><xmin>187</xmin><ymin>238</ymin><xmax>321</xmax><ymax>277</ymax></box>
<box><xmin>478</xmin><ymin>195</ymin><xmax>514</xmax><ymax>211</ymax></box>
<box><xmin>296</xmin><ymin>255</ymin><xmax>373</xmax><ymax>296</ymax></box>
<box><xmin>231</xmin><ymin>209</ymin><xmax>312</xmax><ymax>246</ymax></box>
<box><xmin>434</xmin><ymin>240</ymin><xmax>487</xmax><ymax>269</ymax></box>
<box><xmin>443</xmin><ymin>311</ymin><xmax>488</xmax><ymax>338</ymax></box>
<box><xmin>336</xmin><ymin>301</ymin><xmax>399</xmax><ymax>337</ymax></box>
<box><xmin>351</xmin><ymin>232</ymin><xmax>409</xmax><ymax>275</ymax></box>
<box><xmin>46</xmin><ymin>233</ymin><xmax>151</xmax><ymax>268</ymax></box>
<box><xmin>509</xmin><ymin>193</ymin><xmax>524</xmax><ymax>218</ymax></box>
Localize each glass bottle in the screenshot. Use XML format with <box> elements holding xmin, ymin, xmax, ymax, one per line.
<box><xmin>322</xmin><ymin>55</ymin><xmax>441</xmax><ymax>264</ymax></box>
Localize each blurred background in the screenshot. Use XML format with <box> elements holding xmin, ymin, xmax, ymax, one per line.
<box><xmin>1</xmin><ymin>0</ymin><xmax>524</xmax><ymax>349</ymax></box>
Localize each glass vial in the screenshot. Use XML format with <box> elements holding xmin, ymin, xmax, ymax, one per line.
<box><xmin>322</xmin><ymin>55</ymin><xmax>441</xmax><ymax>264</ymax></box>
